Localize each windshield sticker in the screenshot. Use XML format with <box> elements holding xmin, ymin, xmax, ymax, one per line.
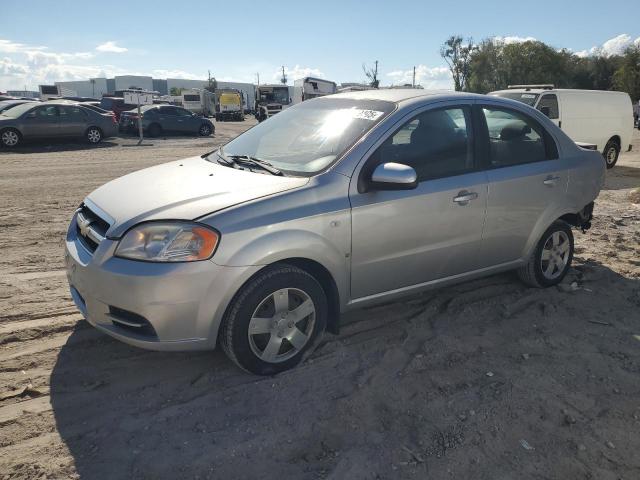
<box><xmin>522</xmin><ymin>94</ymin><xmax>536</xmax><ymax>99</ymax></box>
<box><xmin>351</xmin><ymin>109</ymin><xmax>385</xmax><ymax>121</ymax></box>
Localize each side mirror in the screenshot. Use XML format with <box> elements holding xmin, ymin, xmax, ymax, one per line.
<box><xmin>539</xmin><ymin>106</ymin><xmax>551</xmax><ymax>118</ymax></box>
<box><xmin>368</xmin><ymin>162</ymin><xmax>418</xmax><ymax>191</ymax></box>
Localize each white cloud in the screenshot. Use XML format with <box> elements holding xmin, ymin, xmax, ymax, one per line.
<box><xmin>493</xmin><ymin>36</ymin><xmax>537</xmax><ymax>45</ymax></box>
<box><xmin>96</xmin><ymin>41</ymin><xmax>128</xmax><ymax>53</ymax></box>
<box><xmin>575</xmin><ymin>34</ymin><xmax>640</xmax><ymax>58</ymax></box>
<box><xmin>0</xmin><ymin>39</ymin><xmax>47</xmax><ymax>54</ymax></box>
<box><xmin>0</xmin><ymin>57</ymin><xmax>29</xmax><ymax>77</ymax></box>
<box><xmin>386</xmin><ymin>65</ymin><xmax>452</xmax><ymax>89</ymax></box>
<box><xmin>272</xmin><ymin>65</ymin><xmax>324</xmax><ymax>83</ymax></box>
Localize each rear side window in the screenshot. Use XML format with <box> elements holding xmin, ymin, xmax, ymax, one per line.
<box><xmin>481</xmin><ymin>107</ymin><xmax>557</xmax><ymax>167</ymax></box>
<box><xmin>59</xmin><ymin>106</ymin><xmax>87</xmax><ymax>121</ymax></box>
<box><xmin>537</xmin><ymin>94</ymin><xmax>559</xmax><ymax>119</ymax></box>
<box><xmin>376</xmin><ymin>106</ymin><xmax>474</xmax><ymax>181</ymax></box>
<box><xmin>100</xmin><ymin>98</ymin><xmax>114</xmax><ymax>109</ymax></box>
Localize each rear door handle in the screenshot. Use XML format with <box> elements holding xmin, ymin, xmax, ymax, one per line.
<box><xmin>543</xmin><ymin>175</ymin><xmax>561</xmax><ymax>186</ymax></box>
<box><xmin>453</xmin><ymin>191</ymin><xmax>478</xmax><ymax>205</ymax></box>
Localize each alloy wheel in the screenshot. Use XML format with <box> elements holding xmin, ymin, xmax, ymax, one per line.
<box><xmin>2</xmin><ymin>130</ymin><xmax>19</xmax><ymax>146</ymax></box>
<box><xmin>247</xmin><ymin>288</ymin><xmax>316</xmax><ymax>363</ymax></box>
<box><xmin>87</xmin><ymin>128</ymin><xmax>101</xmax><ymax>143</ymax></box>
<box><xmin>540</xmin><ymin>231</ymin><xmax>571</xmax><ymax>280</ymax></box>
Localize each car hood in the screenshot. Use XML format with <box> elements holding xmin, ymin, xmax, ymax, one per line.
<box><xmin>86</xmin><ymin>156</ymin><xmax>309</xmax><ymax>237</ymax></box>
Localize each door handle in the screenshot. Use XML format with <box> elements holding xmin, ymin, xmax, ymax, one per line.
<box><xmin>453</xmin><ymin>191</ymin><xmax>478</xmax><ymax>205</ymax></box>
<box><xmin>543</xmin><ymin>175</ymin><xmax>561</xmax><ymax>186</ymax></box>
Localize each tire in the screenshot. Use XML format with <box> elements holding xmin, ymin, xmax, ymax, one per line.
<box><xmin>85</xmin><ymin>127</ymin><xmax>102</xmax><ymax>144</ymax></box>
<box><xmin>603</xmin><ymin>139</ymin><xmax>620</xmax><ymax>169</ymax></box>
<box><xmin>220</xmin><ymin>264</ymin><xmax>328</xmax><ymax>375</ymax></box>
<box><xmin>0</xmin><ymin>128</ymin><xmax>21</xmax><ymax>148</ymax></box>
<box><xmin>198</xmin><ymin>123</ymin><xmax>213</xmax><ymax>136</ymax></box>
<box><xmin>147</xmin><ymin>123</ymin><xmax>161</xmax><ymax>137</ymax></box>
<box><xmin>517</xmin><ymin>221</ymin><xmax>574</xmax><ymax>288</ymax></box>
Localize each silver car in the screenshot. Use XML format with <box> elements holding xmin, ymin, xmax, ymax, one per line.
<box><xmin>0</xmin><ymin>101</ymin><xmax>117</xmax><ymax>147</ymax></box>
<box><xmin>65</xmin><ymin>90</ymin><xmax>604</xmax><ymax>375</ymax></box>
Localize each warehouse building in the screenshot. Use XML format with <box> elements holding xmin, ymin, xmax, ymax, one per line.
<box><xmin>55</xmin><ymin>75</ymin><xmax>258</xmax><ymax>110</ymax></box>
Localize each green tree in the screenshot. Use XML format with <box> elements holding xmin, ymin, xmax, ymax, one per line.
<box><xmin>440</xmin><ymin>36</ymin><xmax>475</xmax><ymax>91</ymax></box>
<box><xmin>169</xmin><ymin>87</ymin><xmax>184</xmax><ymax>96</ymax></box>
<box><xmin>613</xmin><ymin>47</ymin><xmax>640</xmax><ymax>101</ymax></box>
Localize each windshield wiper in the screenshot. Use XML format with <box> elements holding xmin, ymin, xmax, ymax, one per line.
<box><xmin>225</xmin><ymin>154</ymin><xmax>283</xmax><ymax>176</ymax></box>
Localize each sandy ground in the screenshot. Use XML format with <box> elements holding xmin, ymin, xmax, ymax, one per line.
<box><xmin>0</xmin><ymin>122</ymin><xmax>639</xmax><ymax>480</ymax></box>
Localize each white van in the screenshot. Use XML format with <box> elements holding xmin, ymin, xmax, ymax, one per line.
<box><xmin>490</xmin><ymin>86</ymin><xmax>633</xmax><ymax>168</ymax></box>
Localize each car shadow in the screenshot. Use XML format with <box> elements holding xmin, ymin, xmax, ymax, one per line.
<box><xmin>602</xmin><ymin>164</ymin><xmax>640</xmax><ymax>191</ymax></box>
<box><xmin>0</xmin><ymin>139</ymin><xmax>118</xmax><ymax>154</ymax></box>
<box><xmin>50</xmin><ymin>260</ymin><xmax>640</xmax><ymax>479</ymax></box>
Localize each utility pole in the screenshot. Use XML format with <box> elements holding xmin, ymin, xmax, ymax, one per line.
<box><xmin>256</xmin><ymin>72</ymin><xmax>260</xmax><ymax>85</ymax></box>
<box><xmin>412</xmin><ymin>66</ymin><xmax>416</xmax><ymax>88</ymax></box>
<box><xmin>280</xmin><ymin>66</ymin><xmax>287</xmax><ymax>85</ymax></box>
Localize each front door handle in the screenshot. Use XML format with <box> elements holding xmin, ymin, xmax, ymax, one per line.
<box><xmin>453</xmin><ymin>191</ymin><xmax>478</xmax><ymax>205</ymax></box>
<box><xmin>543</xmin><ymin>175</ymin><xmax>561</xmax><ymax>186</ymax></box>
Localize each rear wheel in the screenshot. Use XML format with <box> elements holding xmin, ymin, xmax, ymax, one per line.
<box><xmin>518</xmin><ymin>221</ymin><xmax>574</xmax><ymax>288</ymax></box>
<box><xmin>86</xmin><ymin>127</ymin><xmax>102</xmax><ymax>144</ymax></box>
<box><xmin>603</xmin><ymin>139</ymin><xmax>620</xmax><ymax>169</ymax></box>
<box><xmin>220</xmin><ymin>264</ymin><xmax>327</xmax><ymax>375</ymax></box>
<box><xmin>0</xmin><ymin>128</ymin><xmax>21</xmax><ymax>147</ymax></box>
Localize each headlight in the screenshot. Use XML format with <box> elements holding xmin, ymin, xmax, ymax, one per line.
<box><xmin>115</xmin><ymin>222</ymin><xmax>219</xmax><ymax>262</ymax></box>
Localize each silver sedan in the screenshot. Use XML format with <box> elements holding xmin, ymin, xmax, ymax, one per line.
<box><xmin>65</xmin><ymin>89</ymin><xmax>604</xmax><ymax>374</ymax></box>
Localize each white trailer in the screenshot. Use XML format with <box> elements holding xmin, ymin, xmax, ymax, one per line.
<box><xmin>181</xmin><ymin>89</ymin><xmax>215</xmax><ymax>116</ymax></box>
<box><xmin>292</xmin><ymin>77</ymin><xmax>337</xmax><ymax>104</ymax></box>
<box><xmin>490</xmin><ymin>86</ymin><xmax>634</xmax><ymax>168</ymax></box>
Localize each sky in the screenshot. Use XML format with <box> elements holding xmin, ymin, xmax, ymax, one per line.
<box><xmin>1</xmin><ymin>0</ymin><xmax>639</xmax><ymax>92</ymax></box>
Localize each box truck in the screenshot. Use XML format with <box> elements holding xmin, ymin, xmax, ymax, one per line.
<box><xmin>292</xmin><ymin>77</ymin><xmax>337</xmax><ymax>104</ymax></box>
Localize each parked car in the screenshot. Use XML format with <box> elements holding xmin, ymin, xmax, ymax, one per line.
<box><xmin>65</xmin><ymin>90</ymin><xmax>604</xmax><ymax>375</ymax></box>
<box><xmin>0</xmin><ymin>99</ymin><xmax>38</xmax><ymax>114</ymax></box>
<box><xmin>0</xmin><ymin>101</ymin><xmax>117</xmax><ymax>147</ymax></box>
<box><xmin>99</xmin><ymin>97</ymin><xmax>136</xmax><ymax>121</ymax></box>
<box><xmin>489</xmin><ymin>86</ymin><xmax>633</xmax><ymax>168</ymax></box>
<box><xmin>119</xmin><ymin>105</ymin><xmax>214</xmax><ymax>137</ymax></box>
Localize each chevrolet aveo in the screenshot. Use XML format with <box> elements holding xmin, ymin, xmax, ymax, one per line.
<box><xmin>65</xmin><ymin>90</ymin><xmax>604</xmax><ymax>375</ymax></box>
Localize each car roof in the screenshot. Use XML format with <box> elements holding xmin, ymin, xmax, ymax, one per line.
<box><xmin>327</xmin><ymin>88</ymin><xmax>480</xmax><ymax>104</ymax></box>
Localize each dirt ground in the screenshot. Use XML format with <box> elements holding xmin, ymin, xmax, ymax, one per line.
<box><xmin>1</xmin><ymin>121</ymin><xmax>639</xmax><ymax>480</ymax></box>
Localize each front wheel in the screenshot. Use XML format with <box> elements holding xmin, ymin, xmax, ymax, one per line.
<box><xmin>603</xmin><ymin>140</ymin><xmax>620</xmax><ymax>169</ymax></box>
<box><xmin>198</xmin><ymin>123</ymin><xmax>213</xmax><ymax>136</ymax></box>
<box><xmin>220</xmin><ymin>264</ymin><xmax>327</xmax><ymax>375</ymax></box>
<box><xmin>517</xmin><ymin>221</ymin><xmax>574</xmax><ymax>288</ymax></box>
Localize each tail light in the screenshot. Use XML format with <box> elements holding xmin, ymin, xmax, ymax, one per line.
<box><xmin>110</xmin><ymin>113</ymin><xmax>117</xmax><ymax>124</ymax></box>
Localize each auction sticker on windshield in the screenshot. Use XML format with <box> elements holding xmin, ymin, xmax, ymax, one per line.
<box><xmin>351</xmin><ymin>109</ymin><xmax>385</xmax><ymax>121</ymax></box>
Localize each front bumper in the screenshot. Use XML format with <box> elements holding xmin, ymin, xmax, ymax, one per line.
<box><xmin>64</xmin><ymin>215</ymin><xmax>260</xmax><ymax>351</ymax></box>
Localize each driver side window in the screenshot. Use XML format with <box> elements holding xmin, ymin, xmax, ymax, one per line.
<box><xmin>376</xmin><ymin>106</ymin><xmax>474</xmax><ymax>181</ymax></box>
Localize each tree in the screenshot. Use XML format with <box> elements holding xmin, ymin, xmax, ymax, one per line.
<box><xmin>613</xmin><ymin>46</ymin><xmax>640</xmax><ymax>102</ymax></box>
<box><xmin>204</xmin><ymin>71</ymin><xmax>218</xmax><ymax>94</ymax></box>
<box><xmin>169</xmin><ymin>87</ymin><xmax>184</xmax><ymax>96</ymax></box>
<box><xmin>362</xmin><ymin>60</ymin><xmax>379</xmax><ymax>88</ymax></box>
<box><xmin>440</xmin><ymin>36</ymin><xmax>475</xmax><ymax>91</ymax></box>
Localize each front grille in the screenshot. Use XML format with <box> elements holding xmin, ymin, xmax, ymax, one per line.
<box><xmin>76</xmin><ymin>204</ymin><xmax>110</xmax><ymax>253</ymax></box>
<box><xmin>108</xmin><ymin>306</ymin><xmax>157</xmax><ymax>339</ymax></box>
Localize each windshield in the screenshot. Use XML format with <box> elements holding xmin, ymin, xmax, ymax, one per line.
<box><xmin>491</xmin><ymin>91</ymin><xmax>540</xmax><ymax>106</ymax></box>
<box><xmin>0</xmin><ymin>102</ymin><xmax>36</xmax><ymax>118</ymax></box>
<box><xmin>259</xmin><ymin>88</ymin><xmax>289</xmax><ymax>104</ymax></box>
<box><xmin>212</xmin><ymin>98</ymin><xmax>395</xmax><ymax>175</ymax></box>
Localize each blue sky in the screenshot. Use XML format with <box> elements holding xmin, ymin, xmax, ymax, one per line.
<box><xmin>1</xmin><ymin>0</ymin><xmax>639</xmax><ymax>91</ymax></box>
